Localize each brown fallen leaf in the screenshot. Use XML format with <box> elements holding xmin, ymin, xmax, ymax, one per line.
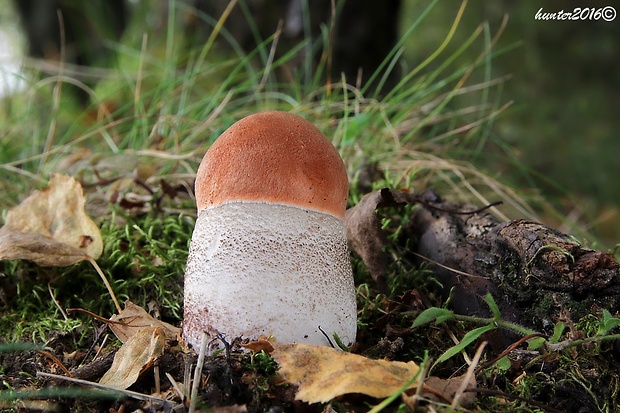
<box><xmin>0</xmin><ymin>230</ymin><xmax>90</xmax><ymax>267</ymax></box>
<box><xmin>242</xmin><ymin>337</ymin><xmax>275</xmax><ymax>354</ymax></box>
<box><xmin>345</xmin><ymin>188</ymin><xmax>409</xmax><ymax>291</ymax></box>
<box><xmin>109</xmin><ymin>301</ymin><xmax>180</xmax><ymax>343</ymax></box>
<box><xmin>0</xmin><ymin>174</ymin><xmax>121</xmax><ymax>312</ymax></box>
<box><xmin>272</xmin><ymin>342</ymin><xmax>420</xmax><ymax>403</ymax></box>
<box><xmin>420</xmin><ymin>375</ymin><xmax>476</xmax><ymax>408</ymax></box>
<box><xmin>99</xmin><ymin>326</ymin><xmax>166</xmax><ymax>390</ymax></box>
<box><xmin>0</xmin><ymin>174</ymin><xmax>103</xmax><ymax>260</ymax></box>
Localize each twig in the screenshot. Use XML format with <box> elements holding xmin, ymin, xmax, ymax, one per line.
<box><xmin>446</xmin><ymin>329</ymin><xmax>472</xmax><ymax>365</ymax></box>
<box><xmin>86</xmin><ymin>257</ymin><xmax>122</xmax><ymax>314</ymax></box>
<box><xmin>47</xmin><ymin>283</ymin><xmax>68</xmax><ymax>320</ymax></box>
<box><xmin>36</xmin><ymin>350</ymin><xmax>72</xmax><ymax>377</ymax></box>
<box><xmin>415</xmin><ymin>196</ymin><xmax>503</xmax><ymax>215</ymax></box>
<box><xmin>66</xmin><ymin>308</ymin><xmax>127</xmax><ymax>325</ymax></box>
<box><xmin>93</xmin><ymin>334</ymin><xmax>108</xmax><ymax>362</ymax></box>
<box><xmin>183</xmin><ymin>352</ymin><xmax>194</xmax><ymax>399</ymax></box>
<box><xmin>154</xmin><ymin>362</ymin><xmax>161</xmax><ymax>394</ymax></box>
<box><xmin>476</xmin><ymin>333</ymin><xmax>544</xmax><ymax>373</ymax></box>
<box><xmin>410</xmin><ymin>356</ymin><xmax>431</xmax><ymax>410</ymax></box>
<box><xmin>188</xmin><ymin>332</ymin><xmax>208</xmax><ymax>413</ymax></box>
<box><xmin>411</xmin><ymin>251</ymin><xmax>490</xmax><ymax>280</ymax></box>
<box><xmin>166</xmin><ymin>372</ymin><xmax>185</xmax><ymax>403</ymax></box>
<box><xmin>76</xmin><ymin>322</ymin><xmax>108</xmax><ymax>369</ymax></box>
<box><xmin>36</xmin><ymin>371</ymin><xmax>176</xmax><ymax>407</ymax></box>
<box><xmin>451</xmin><ymin>341</ymin><xmax>486</xmax><ymax>409</ymax></box>
<box><xmin>71</xmin><ymin>345</ymin><xmax>114</xmax><ymax>381</ymax></box>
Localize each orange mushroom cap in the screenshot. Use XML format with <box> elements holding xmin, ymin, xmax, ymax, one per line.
<box><xmin>195</xmin><ymin>111</ymin><xmax>349</xmax><ymax>218</ymax></box>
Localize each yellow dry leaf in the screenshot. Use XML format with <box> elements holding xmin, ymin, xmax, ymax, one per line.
<box><xmin>0</xmin><ymin>174</ymin><xmax>103</xmax><ymax>260</ymax></box>
<box><xmin>272</xmin><ymin>343</ymin><xmax>420</xmax><ymax>403</ymax></box>
<box><xmin>109</xmin><ymin>301</ymin><xmax>180</xmax><ymax>343</ymax></box>
<box><xmin>99</xmin><ymin>326</ymin><xmax>165</xmax><ymax>390</ymax></box>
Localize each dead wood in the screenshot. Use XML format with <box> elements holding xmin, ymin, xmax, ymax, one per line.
<box><xmin>346</xmin><ymin>188</ymin><xmax>620</xmax><ymax>336</ymax></box>
<box><xmin>71</xmin><ymin>352</ymin><xmax>116</xmax><ymax>381</ymax></box>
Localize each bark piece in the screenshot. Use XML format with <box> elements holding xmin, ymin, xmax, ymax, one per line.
<box><xmin>412</xmin><ymin>198</ymin><xmax>620</xmax><ymax>333</ymax></box>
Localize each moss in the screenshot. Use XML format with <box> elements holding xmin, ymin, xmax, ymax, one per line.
<box><xmin>0</xmin><ymin>207</ymin><xmax>193</xmax><ymax>344</ymax></box>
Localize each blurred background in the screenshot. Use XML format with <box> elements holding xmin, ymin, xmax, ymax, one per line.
<box><xmin>0</xmin><ymin>0</ymin><xmax>618</xmax><ymax>246</ymax></box>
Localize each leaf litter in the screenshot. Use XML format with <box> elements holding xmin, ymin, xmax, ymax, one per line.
<box><xmin>99</xmin><ymin>326</ymin><xmax>166</xmax><ymax>390</ymax></box>
<box><xmin>108</xmin><ymin>300</ymin><xmax>180</xmax><ymax>343</ymax></box>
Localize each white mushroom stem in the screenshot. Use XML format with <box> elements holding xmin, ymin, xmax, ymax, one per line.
<box><xmin>183</xmin><ymin>202</ymin><xmax>355</xmax><ymax>349</ymax></box>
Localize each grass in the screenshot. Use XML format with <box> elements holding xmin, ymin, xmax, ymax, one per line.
<box><xmin>0</xmin><ymin>1</ymin><xmax>619</xmax><ymax>412</ymax></box>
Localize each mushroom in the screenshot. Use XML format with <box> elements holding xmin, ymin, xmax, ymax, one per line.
<box><xmin>182</xmin><ymin>111</ymin><xmax>357</xmax><ymax>351</ymax></box>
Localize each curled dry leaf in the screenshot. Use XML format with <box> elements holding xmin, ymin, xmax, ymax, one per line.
<box><xmin>0</xmin><ymin>230</ymin><xmax>89</xmax><ymax>267</ymax></box>
<box><xmin>272</xmin><ymin>342</ymin><xmax>419</xmax><ymax>403</ymax></box>
<box><xmin>99</xmin><ymin>326</ymin><xmax>166</xmax><ymax>390</ymax></box>
<box><xmin>345</xmin><ymin>188</ymin><xmax>409</xmax><ymax>291</ymax></box>
<box><xmin>0</xmin><ymin>174</ymin><xmax>103</xmax><ymax>263</ymax></box>
<box><xmin>108</xmin><ymin>301</ymin><xmax>180</xmax><ymax>343</ymax></box>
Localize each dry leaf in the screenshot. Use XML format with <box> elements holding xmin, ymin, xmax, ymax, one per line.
<box><xmin>418</xmin><ymin>375</ymin><xmax>476</xmax><ymax>407</ymax></box>
<box><xmin>272</xmin><ymin>343</ymin><xmax>419</xmax><ymax>403</ymax></box>
<box><xmin>273</xmin><ymin>343</ymin><xmax>477</xmax><ymax>406</ymax></box>
<box><xmin>0</xmin><ymin>230</ymin><xmax>90</xmax><ymax>266</ymax></box>
<box><xmin>0</xmin><ymin>174</ymin><xmax>103</xmax><ymax>261</ymax></box>
<box><xmin>109</xmin><ymin>301</ymin><xmax>180</xmax><ymax>343</ymax></box>
<box><xmin>345</xmin><ymin>188</ymin><xmax>409</xmax><ymax>291</ymax></box>
<box><xmin>242</xmin><ymin>338</ymin><xmax>275</xmax><ymax>354</ymax></box>
<box><xmin>99</xmin><ymin>326</ymin><xmax>165</xmax><ymax>389</ymax></box>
